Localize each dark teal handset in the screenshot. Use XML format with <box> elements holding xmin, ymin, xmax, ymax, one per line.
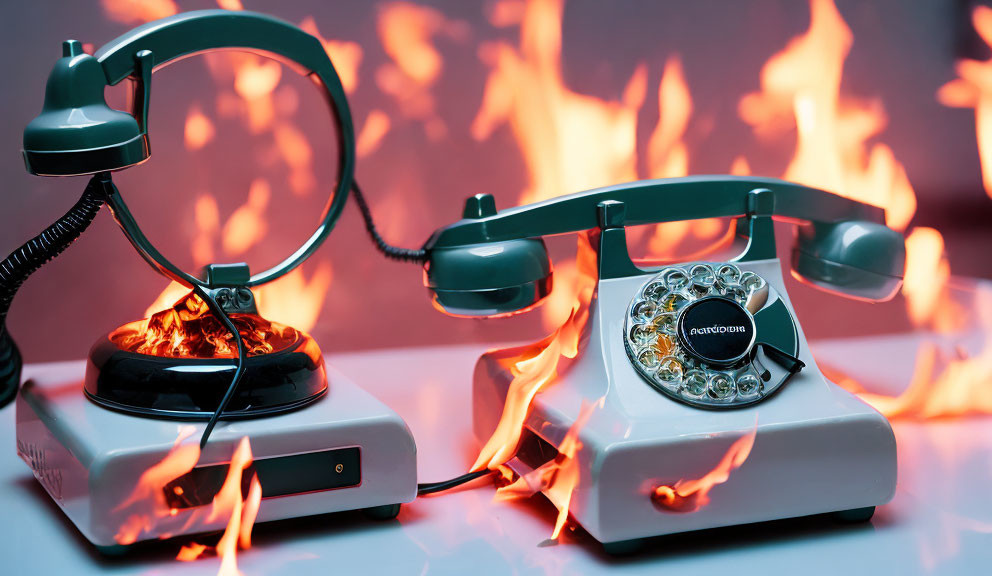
<box><xmin>424</xmin><ymin>176</ymin><xmax>905</xmax><ymax>316</ymax></box>
<box><xmin>424</xmin><ymin>177</ymin><xmax>905</xmax><ymax>409</ymax></box>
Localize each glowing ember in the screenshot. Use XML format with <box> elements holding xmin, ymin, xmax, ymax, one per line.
<box><xmin>113</xmin><ymin>290</ymin><xmax>298</xmax><ymax>359</ymax></box>
<box><xmin>738</xmin><ymin>0</ymin><xmax>916</xmax><ymax>232</ymax></box>
<box><xmin>495</xmin><ymin>398</ymin><xmax>604</xmax><ymax>540</ymax></box>
<box><xmin>938</xmin><ymin>5</ymin><xmax>992</xmax><ymax>200</ymax></box>
<box><xmin>652</xmin><ymin>426</ymin><xmax>757</xmax><ymax>513</ymax></box>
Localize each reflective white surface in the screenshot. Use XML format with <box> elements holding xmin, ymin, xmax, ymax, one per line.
<box><xmin>1</xmin><ymin>338</ymin><xmax>991</xmax><ymax>575</ymax></box>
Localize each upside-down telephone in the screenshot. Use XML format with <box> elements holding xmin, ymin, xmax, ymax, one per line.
<box><xmin>422</xmin><ymin>178</ymin><xmax>903</xmax><ymax>549</ymax></box>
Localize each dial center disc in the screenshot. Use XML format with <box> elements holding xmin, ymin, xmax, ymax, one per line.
<box><xmin>676</xmin><ymin>296</ymin><xmax>756</xmax><ymax>367</ymax></box>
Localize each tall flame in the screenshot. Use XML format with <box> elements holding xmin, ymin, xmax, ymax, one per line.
<box><xmin>938</xmin><ymin>5</ymin><xmax>992</xmax><ymax>200</ymax></box>
<box><xmin>472</xmin><ymin>0</ymin><xmax>645</xmax><ymax>205</ymax></box>
<box><xmin>738</xmin><ymin>0</ymin><xmax>916</xmax><ymax>232</ymax></box>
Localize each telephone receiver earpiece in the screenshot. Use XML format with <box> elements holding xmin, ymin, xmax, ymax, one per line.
<box><xmin>424</xmin><ymin>177</ymin><xmax>906</xmax><ymax>317</ymax></box>
<box><xmin>22</xmin><ymin>39</ymin><xmax>150</xmax><ymax>176</ymax></box>
<box><xmin>425</xmin><ymin>194</ymin><xmax>553</xmax><ymax>317</ymax></box>
<box><xmin>791</xmin><ymin>220</ymin><xmax>905</xmax><ymax>302</ymax></box>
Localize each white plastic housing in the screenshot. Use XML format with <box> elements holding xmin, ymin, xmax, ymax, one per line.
<box><xmin>16</xmin><ymin>364</ymin><xmax>417</xmax><ymax>547</ymax></box>
<box><xmin>473</xmin><ymin>258</ymin><xmax>897</xmax><ymax>544</ymax></box>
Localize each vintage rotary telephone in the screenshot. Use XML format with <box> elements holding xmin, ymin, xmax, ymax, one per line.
<box><xmin>423</xmin><ymin>177</ymin><xmax>904</xmax><ymax>408</ymax></box>
<box><xmin>424</xmin><ymin>179</ymin><xmax>905</xmax><ymax>546</ymax></box>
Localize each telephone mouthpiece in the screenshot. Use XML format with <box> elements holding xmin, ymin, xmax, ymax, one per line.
<box><xmin>425</xmin><ymin>238</ymin><xmax>553</xmax><ymax>317</ymax></box>
<box><xmin>22</xmin><ymin>40</ymin><xmax>149</xmax><ymax>177</ymax></box>
<box><xmin>791</xmin><ymin>220</ymin><xmax>905</xmax><ymax>302</ymax></box>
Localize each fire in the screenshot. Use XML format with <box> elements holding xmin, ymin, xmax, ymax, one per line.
<box><xmin>185</xmin><ymin>104</ymin><xmax>216</xmax><ymax>151</ymax></box>
<box><xmin>495</xmin><ymin>398</ymin><xmax>604</xmax><ymax>540</ymax></box>
<box><xmin>830</xmin><ymin>284</ymin><xmax>992</xmax><ymax>419</ymax></box>
<box><xmin>902</xmin><ymin>227</ymin><xmax>953</xmax><ymax>330</ymax></box>
<box><xmin>178</xmin><ymin>437</ymin><xmax>262</xmax><ymax>576</ymax></box>
<box><xmin>376</xmin><ymin>2</ymin><xmax>467</xmax><ymax>139</ymax></box>
<box><xmin>101</xmin><ymin>0</ymin><xmax>176</xmax><ymax>24</ymax></box>
<box><xmin>471</xmin><ymin>234</ymin><xmax>597</xmax><ymax>473</ymax></box>
<box><xmin>738</xmin><ymin>0</ymin><xmax>916</xmax><ymax>232</ymax></box>
<box><xmin>233</xmin><ymin>56</ymin><xmax>282</xmax><ymax>133</ymax></box>
<box><xmin>357</xmin><ymin>110</ymin><xmax>392</xmax><ymax>158</ymax></box>
<box><xmin>115</xmin><ymin>429</ymin><xmax>261</xmax><ymax>576</ymax></box>
<box><xmin>472</xmin><ymin>0</ymin><xmax>644</xmax><ymax>205</ymax></box>
<box><xmin>644</xmin><ymin>56</ymin><xmax>729</xmax><ymax>259</ymax></box>
<box><xmin>299</xmin><ymin>16</ymin><xmax>363</xmax><ymax>95</ymax></box>
<box><xmin>114</xmin><ymin>426</ymin><xmax>200</xmax><ymax>545</ymax></box>
<box><xmin>222</xmin><ymin>178</ymin><xmax>270</xmax><ymax>256</ymax></box>
<box><xmin>938</xmin><ymin>5</ymin><xmax>992</xmax><ymax>200</ymax></box>
<box><xmin>652</xmin><ymin>426</ymin><xmax>757</xmax><ymax>513</ymax></box>
<box><xmin>113</xmin><ymin>290</ymin><xmax>298</xmax><ymax>358</ymax></box>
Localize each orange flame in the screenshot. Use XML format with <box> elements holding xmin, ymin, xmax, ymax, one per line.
<box><xmin>495</xmin><ymin>397</ymin><xmax>604</xmax><ymax>540</ymax></box>
<box><xmin>831</xmin><ymin>285</ymin><xmax>992</xmax><ymax>419</ymax></box>
<box><xmin>938</xmin><ymin>5</ymin><xmax>992</xmax><ymax>200</ymax></box>
<box><xmin>185</xmin><ymin>104</ymin><xmax>216</xmax><ymax>151</ymax></box>
<box><xmin>101</xmin><ymin>0</ymin><xmax>176</xmax><ymax>24</ymax></box>
<box><xmin>114</xmin><ymin>427</ymin><xmax>200</xmax><ymax>545</ymax></box>
<box><xmin>222</xmin><ymin>178</ymin><xmax>270</xmax><ymax>256</ymax></box>
<box><xmin>376</xmin><ymin>2</ymin><xmax>466</xmax><ymax>139</ymax></box>
<box><xmin>114</xmin><ymin>431</ymin><xmax>262</xmax><ymax>575</ymax></box>
<box><xmin>903</xmin><ymin>227</ymin><xmax>953</xmax><ymax>330</ymax></box>
<box><xmin>471</xmin><ymin>234</ymin><xmax>597</xmax><ymax>473</ymax></box>
<box><xmin>299</xmin><ymin>17</ymin><xmax>363</xmax><ymax>95</ymax></box>
<box><xmin>357</xmin><ymin>110</ymin><xmax>393</xmax><ymax>158</ymax></box>
<box><xmin>738</xmin><ymin>0</ymin><xmax>916</xmax><ymax>232</ymax></box>
<box><xmin>652</xmin><ymin>426</ymin><xmax>757</xmax><ymax>513</ymax></box>
<box><xmin>472</xmin><ymin>0</ymin><xmax>644</xmax><ymax>205</ymax></box>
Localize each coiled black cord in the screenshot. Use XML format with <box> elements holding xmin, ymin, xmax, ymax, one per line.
<box><xmin>0</xmin><ymin>173</ymin><xmax>108</xmax><ymax>409</ymax></box>
<box><xmin>350</xmin><ymin>179</ymin><xmax>427</xmax><ymax>263</ymax></box>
